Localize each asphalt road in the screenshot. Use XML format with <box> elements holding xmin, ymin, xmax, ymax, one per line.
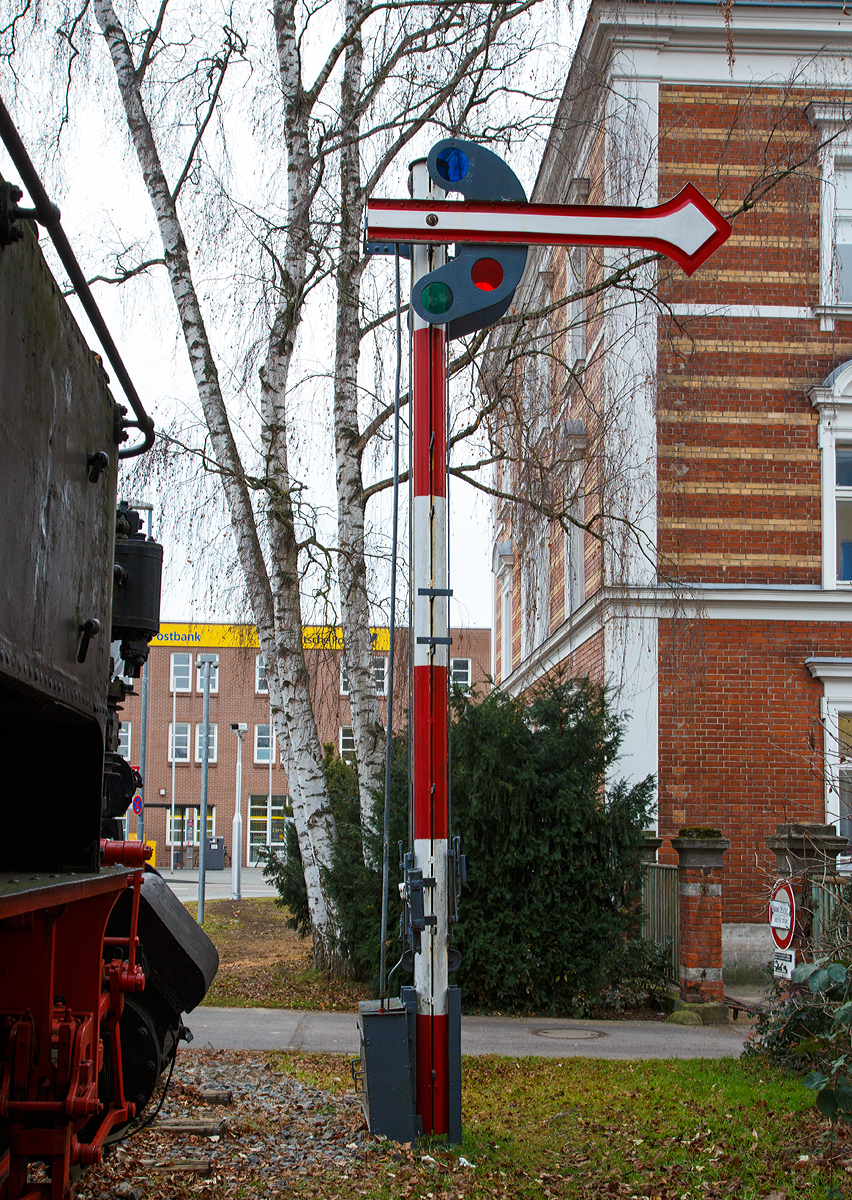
<box><xmin>185</xmin><ymin>1006</ymin><xmax>749</xmax><ymax>1060</ymax></box>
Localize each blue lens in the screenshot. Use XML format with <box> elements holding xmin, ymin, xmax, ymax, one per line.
<box><xmin>435</xmin><ymin>148</ymin><xmax>469</xmax><ymax>184</ymax></box>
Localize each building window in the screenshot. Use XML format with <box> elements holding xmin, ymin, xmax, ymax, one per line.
<box><xmin>194</xmin><ymin>723</ymin><xmax>218</xmax><ymax>763</ymax></box>
<box><xmin>168</xmin><ymin>807</ymin><xmax>215</xmax><ymax>846</ymax></box>
<box><xmin>451</xmin><ymin>658</ymin><xmax>471</xmax><ymax>691</ymax></box>
<box><xmin>372</xmin><ymin>655</ymin><xmax>387</xmax><ymax>696</ymax></box>
<box><xmin>501</xmin><ymin>578</ymin><xmax>513</xmax><ymax>682</ymax></box>
<box><xmin>248</xmin><ymin>794</ymin><xmax>288</xmax><ymax>863</ymax></box>
<box><xmin>254</xmin><ymin>723</ymin><xmax>276</xmax><ymax>764</ymax></box>
<box><xmin>837</xmin><ymin>166</ymin><xmax>852</xmax><ymax>304</ymax></box>
<box><xmin>168</xmin><ymin>721</ymin><xmax>190</xmax><ymax>763</ymax></box>
<box><xmin>810</xmin><ymin>359</ymin><xmax>852</xmax><ymax>588</ymax></box>
<box><xmin>340</xmin><ymin>725</ymin><xmax>356</xmax><ymax>760</ymax></box>
<box><xmin>567</xmin><ymin>497</ymin><xmax>586</xmax><ymax>614</ymax></box>
<box><xmin>196</xmin><ymin>655</ymin><xmax>219</xmax><ymax>693</ymax></box>
<box><xmin>256</xmin><ymin>654</ymin><xmax>268</xmax><ymax>694</ymax></box>
<box><xmin>340</xmin><ymin>656</ymin><xmax>386</xmax><ymax>695</ymax></box>
<box><xmin>837</xmin><ymin>447</ymin><xmax>852</xmax><ymax>582</ymax></box>
<box><xmin>170</xmin><ymin>652</ymin><xmax>191</xmax><ymax>693</ymax></box>
<box><xmin>806</xmin><ymin>658</ymin><xmax>852</xmax><ymax>851</ymax></box>
<box><xmin>118</xmin><ymin>721</ymin><xmax>131</xmax><ymax>761</ymax></box>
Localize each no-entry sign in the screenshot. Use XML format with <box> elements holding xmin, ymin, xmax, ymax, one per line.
<box><xmin>770</xmin><ymin>879</ymin><xmax>796</xmax><ymax>978</ymax></box>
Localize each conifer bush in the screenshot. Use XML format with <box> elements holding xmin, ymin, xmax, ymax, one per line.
<box><xmin>266</xmin><ymin>675</ymin><xmax>656</xmax><ymax>1013</ymax></box>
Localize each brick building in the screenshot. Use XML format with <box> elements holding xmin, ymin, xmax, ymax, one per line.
<box><xmin>491</xmin><ymin>0</ymin><xmax>852</xmax><ymax>976</ymax></box>
<box><xmin>119</xmin><ymin>623</ymin><xmax>490</xmax><ymax>869</ymax></box>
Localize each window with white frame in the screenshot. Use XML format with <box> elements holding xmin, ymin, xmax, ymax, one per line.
<box><xmin>170</xmin><ymin>652</ymin><xmax>191</xmax><ymax>693</ymax></box>
<box><xmin>168</xmin><ymin>721</ymin><xmax>190</xmax><ymax>763</ymax></box>
<box><xmin>838</xmin><ymin>447</ymin><xmax>852</xmax><ymax>583</ymax></box>
<box><xmin>501</xmin><ymin>578</ymin><xmax>513</xmax><ymax>681</ymax></box>
<box><xmin>451</xmin><ymin>658</ymin><xmax>471</xmax><ymax>691</ymax></box>
<box><xmin>340</xmin><ymin>656</ymin><xmax>386</xmax><ymax>695</ymax></box>
<box><xmin>837</xmin><ymin>166</ymin><xmax>852</xmax><ymax>304</ymax></box>
<box><xmin>248</xmin><ymin>794</ymin><xmax>288</xmax><ymax>863</ymax></box>
<box><xmin>340</xmin><ymin>725</ymin><xmax>356</xmax><ymax>760</ymax></box>
<box><xmin>194</xmin><ymin>723</ymin><xmax>218</xmax><ymax>763</ymax></box>
<box><xmin>810</xmin><ymin>359</ymin><xmax>852</xmax><ymax>588</ymax></box>
<box><xmin>566</xmin><ymin>496</ymin><xmax>586</xmax><ymax>614</ymax></box>
<box><xmin>808</xmin><ymin>105</ymin><xmax>852</xmax><ymax>327</ymax></box>
<box><xmin>568</xmin><ymin>246</ymin><xmax>587</xmax><ymax>368</ymax></box>
<box><xmin>118</xmin><ymin>721</ymin><xmax>131</xmax><ymax>761</ymax></box>
<box><xmin>806</xmin><ymin>658</ymin><xmax>852</xmax><ymax>855</ymax></box>
<box><xmin>254</xmin><ymin>723</ymin><xmax>275</xmax><ymax>764</ymax></box>
<box><xmin>372</xmin><ymin>655</ymin><xmax>387</xmax><ymax>696</ymax></box>
<box><xmin>196</xmin><ymin>655</ymin><xmax>219</xmax><ymax>693</ymax></box>
<box><xmin>168</xmin><ymin>807</ymin><xmax>215</xmax><ymax>846</ymax></box>
<box><xmin>256</xmin><ymin>654</ymin><xmax>268</xmax><ymax>694</ymax></box>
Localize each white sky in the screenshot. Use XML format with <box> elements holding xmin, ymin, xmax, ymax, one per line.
<box><xmin>0</xmin><ymin>1</ymin><xmax>582</xmax><ymax>633</ymax></box>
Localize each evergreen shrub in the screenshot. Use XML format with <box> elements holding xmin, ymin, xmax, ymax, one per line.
<box><xmin>268</xmin><ymin>675</ymin><xmax>656</xmax><ymax>1013</ymax></box>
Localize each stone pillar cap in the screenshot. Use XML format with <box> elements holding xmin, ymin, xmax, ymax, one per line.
<box><xmin>765</xmin><ymin>823</ymin><xmax>849</xmax><ymax>876</ymax></box>
<box><xmin>671</xmin><ymin>832</ymin><xmax>730</xmax><ymax>869</ymax></box>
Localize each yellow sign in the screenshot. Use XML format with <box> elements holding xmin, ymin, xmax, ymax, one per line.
<box><xmin>153</xmin><ymin>623</ymin><xmax>390</xmax><ymax>652</ymax></box>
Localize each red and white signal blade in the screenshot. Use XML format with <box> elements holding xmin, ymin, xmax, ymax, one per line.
<box><xmin>367</xmin><ymin>184</ymin><xmax>731</xmax><ymax>276</ymax></box>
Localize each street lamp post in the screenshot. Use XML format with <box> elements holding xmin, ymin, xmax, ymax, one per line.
<box><xmin>230</xmin><ymin>723</ymin><xmax>247</xmax><ymax>900</ymax></box>
<box><xmin>197</xmin><ymin>653</ymin><xmax>217</xmax><ymax>925</ymax></box>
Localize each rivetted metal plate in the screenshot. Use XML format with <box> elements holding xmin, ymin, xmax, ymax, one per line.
<box><xmin>532</xmin><ymin>1027</ymin><xmax>606</xmax><ymax>1040</ymax></box>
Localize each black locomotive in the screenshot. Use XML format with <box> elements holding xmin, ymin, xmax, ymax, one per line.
<box><xmin>0</xmin><ymin>100</ymin><xmax>217</xmax><ymax>1200</ymax></box>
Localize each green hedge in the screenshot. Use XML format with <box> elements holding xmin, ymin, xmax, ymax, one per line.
<box><xmin>265</xmin><ymin>675</ymin><xmax>656</xmax><ymax>1013</ymax></box>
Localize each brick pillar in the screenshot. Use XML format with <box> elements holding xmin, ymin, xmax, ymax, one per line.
<box><xmin>671</xmin><ymin>828</ymin><xmax>730</xmax><ymax>1004</ymax></box>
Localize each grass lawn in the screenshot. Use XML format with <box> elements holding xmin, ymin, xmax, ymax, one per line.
<box><xmin>186</xmin><ymin>897</ymin><xmax>371</xmax><ymax>1011</ymax></box>
<box><xmin>80</xmin><ymin>1052</ymin><xmax>851</xmax><ymax>1200</ymax></box>
<box><xmin>287</xmin><ymin>1053</ymin><xmax>850</xmax><ymax>1199</ymax></box>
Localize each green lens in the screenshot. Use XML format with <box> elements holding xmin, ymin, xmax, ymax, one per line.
<box><xmin>421</xmin><ymin>282</ymin><xmax>453</xmax><ymax>315</ymax></box>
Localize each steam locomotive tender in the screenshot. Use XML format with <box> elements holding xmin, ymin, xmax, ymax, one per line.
<box><xmin>0</xmin><ymin>109</ymin><xmax>218</xmax><ymax>1200</ymax></box>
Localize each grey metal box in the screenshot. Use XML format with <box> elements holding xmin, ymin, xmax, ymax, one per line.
<box><xmin>356</xmin><ymin>996</ymin><xmax>419</xmax><ymax>1143</ymax></box>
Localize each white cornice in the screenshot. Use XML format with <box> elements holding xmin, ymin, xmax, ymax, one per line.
<box><xmin>501</xmin><ymin>585</ymin><xmax>852</xmax><ymax>696</ymax></box>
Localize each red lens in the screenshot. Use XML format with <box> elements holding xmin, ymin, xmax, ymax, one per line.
<box><xmin>471</xmin><ymin>257</ymin><xmax>503</xmax><ymax>291</ymax></box>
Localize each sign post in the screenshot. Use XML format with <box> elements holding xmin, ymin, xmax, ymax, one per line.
<box><xmin>770</xmin><ymin>878</ymin><xmax>796</xmax><ymax>979</ymax></box>
<box><xmin>367</xmin><ymin>137</ymin><xmax>731</xmax><ymax>1139</ymax></box>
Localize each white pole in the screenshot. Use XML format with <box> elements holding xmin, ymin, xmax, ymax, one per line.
<box><xmin>197</xmin><ymin>653</ymin><xmax>216</xmax><ymax>925</ymax></box>
<box><xmin>230</xmin><ymin>725</ymin><xmax>245</xmax><ymax>899</ymax></box>
<box><xmin>170</xmin><ymin>680</ymin><xmax>176</xmax><ymax>871</ymax></box>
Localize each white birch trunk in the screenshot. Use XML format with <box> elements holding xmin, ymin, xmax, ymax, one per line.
<box><xmin>95</xmin><ymin>0</ymin><xmax>338</xmax><ymax>949</ymax></box>
<box><xmin>333</xmin><ymin>0</ymin><xmax>387</xmax><ymax>856</ymax></box>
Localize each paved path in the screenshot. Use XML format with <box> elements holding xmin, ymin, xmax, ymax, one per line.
<box><xmin>160</xmin><ymin>867</ymin><xmax>278</xmax><ymax>902</ymax></box>
<box><xmin>185</xmin><ymin>1005</ymin><xmax>749</xmax><ymax>1060</ymax></box>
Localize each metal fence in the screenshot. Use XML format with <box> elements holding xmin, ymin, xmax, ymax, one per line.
<box><xmin>810</xmin><ymin>877</ymin><xmax>852</xmax><ymax>953</ymax></box>
<box><xmin>640</xmin><ymin>863</ymin><xmax>679</xmax><ymax>982</ymax></box>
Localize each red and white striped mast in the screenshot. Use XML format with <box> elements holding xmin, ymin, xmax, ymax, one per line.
<box><xmin>409</xmin><ymin>157</ymin><xmax>451</xmax><ymax>1134</ymax></box>
<box><xmin>366</xmin><ymin>136</ymin><xmax>731</xmax><ymax>1140</ymax></box>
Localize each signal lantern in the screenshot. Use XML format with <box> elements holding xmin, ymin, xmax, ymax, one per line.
<box><xmin>410</xmin><ymin>138</ymin><xmax>529</xmax><ymax>339</ymax></box>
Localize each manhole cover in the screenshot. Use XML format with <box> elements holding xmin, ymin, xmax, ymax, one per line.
<box><xmin>532</xmin><ymin>1027</ymin><xmax>606</xmax><ymax>1040</ymax></box>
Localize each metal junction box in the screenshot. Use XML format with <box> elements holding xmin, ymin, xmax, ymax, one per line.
<box><xmin>355</xmin><ymin>992</ymin><xmax>420</xmax><ymax>1143</ymax></box>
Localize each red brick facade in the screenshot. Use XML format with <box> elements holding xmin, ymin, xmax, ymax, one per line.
<box><xmin>491</xmin><ymin>1</ymin><xmax>852</xmax><ymax>964</ymax></box>
<box><xmin>120</xmin><ymin>625</ymin><xmax>490</xmax><ymax>867</ymax></box>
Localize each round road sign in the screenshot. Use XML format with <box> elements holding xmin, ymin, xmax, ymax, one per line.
<box><xmin>770</xmin><ymin>879</ymin><xmax>795</xmax><ymax>951</ymax></box>
<box><xmin>131</xmin><ymin>795</ymin><xmax>143</xmax><ymax>815</ymax></box>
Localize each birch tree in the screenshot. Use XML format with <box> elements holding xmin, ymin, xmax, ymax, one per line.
<box><xmin>0</xmin><ymin>0</ymin><xmax>557</xmax><ymax>956</ymax></box>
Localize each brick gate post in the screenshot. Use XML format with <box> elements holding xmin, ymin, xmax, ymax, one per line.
<box><xmin>671</xmin><ymin>828</ymin><xmax>730</xmax><ymax>1004</ymax></box>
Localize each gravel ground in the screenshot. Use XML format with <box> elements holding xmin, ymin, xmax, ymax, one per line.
<box><xmin>76</xmin><ymin>1048</ymin><xmax>388</xmax><ymax>1199</ymax></box>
